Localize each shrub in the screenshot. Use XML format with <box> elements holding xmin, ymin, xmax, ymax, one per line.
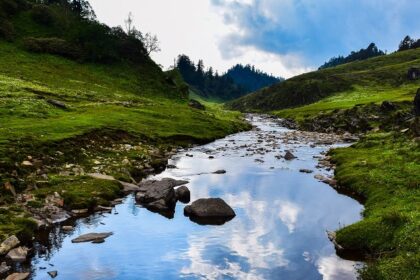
<box><xmin>31</xmin><ymin>5</ymin><xmax>56</xmax><ymax>26</ymax></box>
<box><xmin>23</xmin><ymin>37</ymin><xmax>82</xmax><ymax>59</ymax></box>
<box><xmin>0</xmin><ymin>19</ymin><xmax>14</xmax><ymax>40</ymax></box>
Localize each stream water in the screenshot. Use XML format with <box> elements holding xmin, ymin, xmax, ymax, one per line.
<box><xmin>29</xmin><ymin>115</ymin><xmax>363</xmax><ymax>280</ymax></box>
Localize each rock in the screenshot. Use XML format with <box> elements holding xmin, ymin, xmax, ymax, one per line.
<box><xmin>208</xmin><ymin>156</ymin><xmax>214</xmax><ymax>159</ymax></box>
<box><xmin>21</xmin><ymin>160</ymin><xmax>33</xmax><ymax>166</ymax></box>
<box><xmin>213</xmin><ymin>170</ymin><xmax>226</xmax><ymax>174</ymax></box>
<box><xmin>327</xmin><ymin>230</ymin><xmax>344</xmax><ymax>251</ymax></box>
<box><xmin>188</xmin><ymin>99</ymin><xmax>205</xmax><ymax>110</ymax></box>
<box><xmin>0</xmin><ymin>235</ymin><xmax>20</xmax><ymax>255</ymax></box>
<box><xmin>47</xmin><ymin>99</ymin><xmax>67</xmax><ymax>109</ymax></box>
<box><xmin>5</xmin><ymin>272</ymin><xmax>30</xmax><ymax>280</ymax></box>
<box><xmin>380</xmin><ymin>101</ymin><xmax>396</xmax><ymax>111</ymax></box>
<box><xmin>94</xmin><ymin>205</ymin><xmax>113</xmax><ymax>213</ymax></box>
<box><xmin>175</xmin><ymin>186</ymin><xmax>190</xmax><ymax>203</ymax></box>
<box><xmin>184</xmin><ymin>198</ymin><xmax>236</xmax><ymax>225</ymax></box>
<box><xmin>414</xmin><ymin>89</ymin><xmax>420</xmax><ymax>116</ymax></box>
<box><xmin>88</xmin><ymin>173</ymin><xmax>115</xmax><ymax>181</ymax></box>
<box><xmin>136</xmin><ymin>178</ymin><xmax>188</xmax><ymax>206</ymax></box>
<box><xmin>299</xmin><ymin>169</ymin><xmax>313</xmax><ymax>174</ymax></box>
<box><xmin>145</xmin><ymin>199</ymin><xmax>175</xmax><ymax>219</ymax></box>
<box><xmin>284</xmin><ymin>151</ymin><xmax>297</xmax><ymax>161</ymax></box>
<box><xmin>6</xmin><ymin>246</ymin><xmax>29</xmax><ymax>262</ymax></box>
<box><xmin>47</xmin><ymin>271</ymin><xmax>58</xmax><ymax>278</ymax></box>
<box><xmin>71</xmin><ymin>232</ymin><xmax>113</xmax><ymax>243</ymax></box>
<box><xmin>166</xmin><ymin>164</ymin><xmax>177</xmax><ymax>169</ymax></box>
<box><xmin>71</xmin><ymin>209</ymin><xmax>89</xmax><ymax>216</ymax></box>
<box><xmin>119</xmin><ymin>181</ymin><xmax>140</xmax><ymax>193</ymax></box>
<box><xmin>0</xmin><ymin>262</ymin><xmax>11</xmax><ymax>275</ymax></box>
<box><xmin>62</xmin><ymin>226</ymin><xmax>73</xmax><ymax>232</ymax></box>
<box><xmin>186</xmin><ymin>154</ymin><xmax>193</xmax><ymax>157</ymax></box>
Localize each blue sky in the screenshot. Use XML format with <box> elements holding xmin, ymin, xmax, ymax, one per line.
<box><xmin>89</xmin><ymin>0</ymin><xmax>420</xmax><ymax>78</ymax></box>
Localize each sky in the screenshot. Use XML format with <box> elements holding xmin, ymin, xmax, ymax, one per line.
<box><xmin>88</xmin><ymin>0</ymin><xmax>420</xmax><ymax>79</ymax></box>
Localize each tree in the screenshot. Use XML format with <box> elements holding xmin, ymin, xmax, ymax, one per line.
<box><xmin>398</xmin><ymin>35</ymin><xmax>414</xmax><ymax>51</ymax></box>
<box><xmin>142</xmin><ymin>32</ymin><xmax>161</xmax><ymax>55</ymax></box>
<box><xmin>69</xmin><ymin>0</ymin><xmax>96</xmax><ymax>19</ymax></box>
<box><xmin>124</xmin><ymin>12</ymin><xmax>134</xmax><ymax>35</ymax></box>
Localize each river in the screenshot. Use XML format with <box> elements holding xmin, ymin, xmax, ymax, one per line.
<box><xmin>29</xmin><ymin>115</ymin><xmax>363</xmax><ymax>280</ymax></box>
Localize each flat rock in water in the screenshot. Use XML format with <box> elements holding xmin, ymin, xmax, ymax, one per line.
<box><xmin>5</xmin><ymin>273</ymin><xmax>30</xmax><ymax>280</ymax></box>
<box><xmin>213</xmin><ymin>170</ymin><xmax>226</xmax><ymax>174</ymax></box>
<box><xmin>0</xmin><ymin>235</ymin><xmax>20</xmax><ymax>255</ymax></box>
<box><xmin>184</xmin><ymin>198</ymin><xmax>236</xmax><ymax>225</ymax></box>
<box><xmin>71</xmin><ymin>232</ymin><xmax>113</xmax><ymax>243</ymax></box>
<box><xmin>299</xmin><ymin>169</ymin><xmax>313</xmax><ymax>174</ymax></box>
<box><xmin>6</xmin><ymin>246</ymin><xmax>29</xmax><ymax>262</ymax></box>
<box><xmin>284</xmin><ymin>151</ymin><xmax>297</xmax><ymax>160</ymax></box>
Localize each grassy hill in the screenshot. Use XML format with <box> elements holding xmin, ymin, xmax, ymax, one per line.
<box><xmin>228</xmin><ymin>48</ymin><xmax>420</xmax><ymax>113</ymax></box>
<box><xmin>0</xmin><ymin>0</ymin><xmax>248</xmax><ymax>244</ymax></box>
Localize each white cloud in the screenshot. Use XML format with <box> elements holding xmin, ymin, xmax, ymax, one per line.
<box><xmin>88</xmin><ymin>0</ymin><xmax>310</xmax><ymax>78</ymax></box>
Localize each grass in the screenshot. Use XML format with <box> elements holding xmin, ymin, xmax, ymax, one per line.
<box><xmin>0</xmin><ymin>41</ymin><xmax>249</xmax><ymax>242</ymax></box>
<box><xmin>275</xmin><ymin>84</ymin><xmax>418</xmax><ymax>121</ymax></box>
<box><xmin>330</xmin><ymin>133</ymin><xmax>420</xmax><ymax>279</ymax></box>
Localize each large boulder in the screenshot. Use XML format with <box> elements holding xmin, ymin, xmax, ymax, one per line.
<box><xmin>414</xmin><ymin>88</ymin><xmax>420</xmax><ymax>116</ymax></box>
<box><xmin>6</xmin><ymin>247</ymin><xmax>29</xmax><ymax>262</ymax></box>
<box><xmin>136</xmin><ymin>178</ymin><xmax>188</xmax><ymax>217</ymax></box>
<box><xmin>0</xmin><ymin>236</ymin><xmax>20</xmax><ymax>255</ymax></box>
<box><xmin>184</xmin><ymin>198</ymin><xmax>236</xmax><ymax>225</ymax></box>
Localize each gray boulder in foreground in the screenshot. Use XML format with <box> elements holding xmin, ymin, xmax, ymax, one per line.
<box><xmin>184</xmin><ymin>198</ymin><xmax>236</xmax><ymax>225</ymax></box>
<box><xmin>71</xmin><ymin>232</ymin><xmax>113</xmax><ymax>243</ymax></box>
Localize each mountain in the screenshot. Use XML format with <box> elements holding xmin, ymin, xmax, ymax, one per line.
<box><xmin>175</xmin><ymin>55</ymin><xmax>283</xmax><ymax>101</ymax></box>
<box><xmin>225</xmin><ymin>64</ymin><xmax>283</xmax><ymax>93</ymax></box>
<box><xmin>228</xmin><ymin>48</ymin><xmax>420</xmax><ymax>112</ymax></box>
<box><xmin>319</xmin><ymin>42</ymin><xmax>385</xmax><ymax>69</ymax></box>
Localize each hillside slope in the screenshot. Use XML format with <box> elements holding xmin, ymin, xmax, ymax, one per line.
<box><xmin>0</xmin><ymin>0</ymin><xmax>248</xmax><ymax>245</ymax></box>
<box><xmin>228</xmin><ymin>49</ymin><xmax>420</xmax><ymax>112</ymax></box>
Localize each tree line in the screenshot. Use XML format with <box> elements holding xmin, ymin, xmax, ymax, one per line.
<box><xmin>176</xmin><ymin>55</ymin><xmax>282</xmax><ymax>100</ymax></box>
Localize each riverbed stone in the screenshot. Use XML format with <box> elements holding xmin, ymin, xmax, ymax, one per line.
<box><xmin>47</xmin><ymin>271</ymin><xmax>58</xmax><ymax>278</ymax></box>
<box><xmin>71</xmin><ymin>232</ymin><xmax>113</xmax><ymax>243</ymax></box>
<box><xmin>6</xmin><ymin>246</ymin><xmax>29</xmax><ymax>262</ymax></box>
<box><xmin>175</xmin><ymin>186</ymin><xmax>190</xmax><ymax>203</ymax></box>
<box><xmin>5</xmin><ymin>272</ymin><xmax>30</xmax><ymax>280</ymax></box>
<box><xmin>213</xmin><ymin>170</ymin><xmax>226</xmax><ymax>174</ymax></box>
<box><xmin>184</xmin><ymin>198</ymin><xmax>236</xmax><ymax>225</ymax></box>
<box><xmin>0</xmin><ymin>262</ymin><xmax>11</xmax><ymax>275</ymax></box>
<box><xmin>284</xmin><ymin>151</ymin><xmax>297</xmax><ymax>160</ymax></box>
<box><xmin>0</xmin><ymin>235</ymin><xmax>20</xmax><ymax>255</ymax></box>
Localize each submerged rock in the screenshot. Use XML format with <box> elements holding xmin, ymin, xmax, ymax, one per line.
<box><xmin>184</xmin><ymin>198</ymin><xmax>236</xmax><ymax>225</ymax></box>
<box><xmin>0</xmin><ymin>235</ymin><xmax>20</xmax><ymax>255</ymax></box>
<box><xmin>47</xmin><ymin>271</ymin><xmax>58</xmax><ymax>278</ymax></box>
<box><xmin>175</xmin><ymin>186</ymin><xmax>190</xmax><ymax>203</ymax></box>
<box><xmin>284</xmin><ymin>151</ymin><xmax>297</xmax><ymax>161</ymax></box>
<box><xmin>71</xmin><ymin>232</ymin><xmax>113</xmax><ymax>243</ymax></box>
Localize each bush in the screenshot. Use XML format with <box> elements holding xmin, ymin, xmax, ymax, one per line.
<box><xmin>0</xmin><ymin>19</ymin><xmax>14</xmax><ymax>40</ymax></box>
<box><xmin>23</xmin><ymin>37</ymin><xmax>82</xmax><ymax>59</ymax></box>
<box><xmin>31</xmin><ymin>5</ymin><xmax>56</xmax><ymax>26</ymax></box>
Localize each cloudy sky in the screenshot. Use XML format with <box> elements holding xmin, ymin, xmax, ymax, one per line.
<box><xmin>88</xmin><ymin>0</ymin><xmax>420</xmax><ymax>78</ymax></box>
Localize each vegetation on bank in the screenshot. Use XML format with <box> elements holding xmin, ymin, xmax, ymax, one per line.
<box><xmin>331</xmin><ymin>132</ymin><xmax>420</xmax><ymax>279</ymax></box>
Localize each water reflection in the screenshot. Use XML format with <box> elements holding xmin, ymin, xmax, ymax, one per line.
<box><xmin>30</xmin><ymin>115</ymin><xmax>362</xmax><ymax>280</ymax></box>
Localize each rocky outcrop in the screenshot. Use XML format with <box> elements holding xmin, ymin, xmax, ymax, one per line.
<box><xmin>0</xmin><ymin>236</ymin><xmax>20</xmax><ymax>255</ymax></box>
<box><xmin>136</xmin><ymin>178</ymin><xmax>189</xmax><ymax>217</ymax></box>
<box><xmin>184</xmin><ymin>198</ymin><xmax>236</xmax><ymax>225</ymax></box>
<box><xmin>71</xmin><ymin>232</ymin><xmax>113</xmax><ymax>243</ymax></box>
